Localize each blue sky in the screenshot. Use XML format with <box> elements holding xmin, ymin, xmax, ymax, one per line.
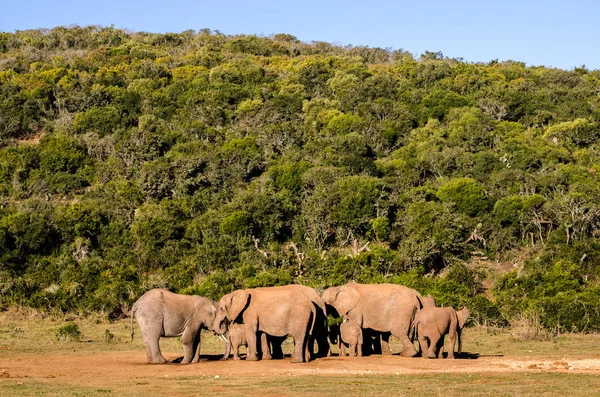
<box><xmin>2</xmin><ymin>0</ymin><xmax>599</xmax><ymax>70</ymax></box>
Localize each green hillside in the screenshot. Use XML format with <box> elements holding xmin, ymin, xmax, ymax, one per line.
<box><xmin>1</xmin><ymin>26</ymin><xmax>599</xmax><ymax>331</ymax></box>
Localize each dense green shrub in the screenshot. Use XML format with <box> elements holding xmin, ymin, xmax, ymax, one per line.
<box><xmin>0</xmin><ymin>27</ymin><xmax>599</xmax><ymax>330</ymax></box>
<box><xmin>436</xmin><ymin>177</ymin><xmax>488</xmax><ymax>216</ymax></box>
<box><xmin>56</xmin><ymin>323</ymin><xmax>82</xmax><ymax>341</ymax></box>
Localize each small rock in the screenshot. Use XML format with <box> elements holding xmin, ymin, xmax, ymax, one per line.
<box><xmin>214</xmin><ymin>375</ymin><xmax>220</xmax><ymax>379</ymax></box>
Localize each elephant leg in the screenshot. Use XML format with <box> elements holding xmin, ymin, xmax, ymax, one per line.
<box><xmin>357</xmin><ymin>340</ymin><xmax>362</xmax><ymax>357</ymax></box>
<box><xmin>447</xmin><ymin>327</ymin><xmax>458</xmax><ymax>359</ymax></box>
<box><xmin>142</xmin><ymin>324</ymin><xmax>166</xmax><ymax>364</ymax></box>
<box><xmin>305</xmin><ymin>340</ymin><xmax>311</xmax><ymax>362</ymax></box>
<box><xmin>144</xmin><ymin>343</ymin><xmax>153</xmax><ymax>363</ymax></box>
<box><xmin>349</xmin><ymin>342</ymin><xmax>357</xmax><ymax>357</ymax></box>
<box><xmin>233</xmin><ymin>340</ymin><xmax>241</xmax><ymax>360</ymax></box>
<box><xmin>190</xmin><ymin>332</ymin><xmax>202</xmax><ymax>364</ymax></box>
<box><xmin>180</xmin><ymin>327</ymin><xmax>198</xmax><ymax>364</ymax></box>
<box><xmin>437</xmin><ymin>339</ymin><xmax>445</xmax><ymax>359</ymax></box>
<box><xmin>261</xmin><ymin>333</ymin><xmax>272</xmax><ymax>360</ymax></box>
<box><xmin>381</xmin><ymin>332</ymin><xmax>393</xmax><ymax>355</ymax></box>
<box><xmin>291</xmin><ymin>331</ymin><xmax>307</xmax><ymax>363</ymax></box>
<box><xmin>141</xmin><ymin>331</ymin><xmax>153</xmax><ymax>363</ymax></box>
<box><xmin>245</xmin><ymin>325</ymin><xmax>259</xmax><ymax>361</ymax></box>
<box><xmin>146</xmin><ymin>338</ymin><xmax>167</xmax><ymax>363</ymax></box>
<box><xmin>414</xmin><ymin>331</ymin><xmax>422</xmax><ymax>356</ymax></box>
<box><xmin>222</xmin><ymin>338</ymin><xmax>231</xmax><ymax>360</ymax></box>
<box><xmin>428</xmin><ymin>335</ymin><xmax>440</xmax><ymax>359</ymax></box>
<box><xmin>317</xmin><ymin>332</ymin><xmax>331</xmax><ymax>357</ymax></box>
<box><xmin>392</xmin><ymin>325</ymin><xmax>418</xmax><ymax>357</ymax></box>
<box><xmin>308</xmin><ymin>335</ymin><xmax>316</xmax><ymax>360</ymax></box>
<box><xmin>418</xmin><ymin>335</ymin><xmax>430</xmax><ymax>359</ymax></box>
<box><xmin>444</xmin><ymin>334</ymin><xmax>455</xmax><ymax>359</ymax></box>
<box><xmin>339</xmin><ymin>341</ymin><xmax>346</xmax><ymax>357</ymax></box>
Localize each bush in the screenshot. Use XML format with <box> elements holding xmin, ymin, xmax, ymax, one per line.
<box><xmin>180</xmin><ymin>271</ymin><xmax>236</xmax><ymax>302</ymax></box>
<box><xmin>532</xmin><ymin>288</ymin><xmax>600</xmax><ymax>333</ymax></box>
<box><xmin>220</xmin><ymin>211</ymin><xmax>253</xmax><ymax>237</ymax></box>
<box><xmin>493</xmin><ymin>195</ymin><xmax>522</xmax><ymax>225</ymax></box>
<box><xmin>243</xmin><ymin>268</ymin><xmax>294</xmax><ymax>288</ymax></box>
<box><xmin>56</xmin><ymin>323</ymin><xmax>82</xmax><ymax>341</ymax></box>
<box><xmin>436</xmin><ymin>178</ymin><xmax>488</xmax><ymax>216</ymax></box>
<box><xmin>104</xmin><ymin>329</ymin><xmax>115</xmax><ymax>343</ymax></box>
<box><xmin>74</xmin><ymin>106</ymin><xmax>121</xmax><ymax>136</ymax></box>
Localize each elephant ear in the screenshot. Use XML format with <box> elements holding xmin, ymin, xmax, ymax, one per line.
<box><xmin>334</xmin><ymin>285</ymin><xmax>360</xmax><ymax>315</ymax></box>
<box><xmin>227</xmin><ymin>290</ymin><xmax>250</xmax><ymax>322</ymax></box>
<box><xmin>457</xmin><ymin>307</ymin><xmax>470</xmax><ymax>329</ymax></box>
<box><xmin>321</xmin><ymin>287</ymin><xmax>339</xmax><ymax>306</ymax></box>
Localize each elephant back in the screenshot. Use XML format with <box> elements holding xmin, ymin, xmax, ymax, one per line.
<box><xmin>342</xmin><ymin>283</ymin><xmax>423</xmax><ymax>331</ymax></box>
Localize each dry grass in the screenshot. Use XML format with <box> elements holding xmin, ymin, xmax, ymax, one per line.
<box><xmin>2</xmin><ymin>372</ymin><xmax>600</xmax><ymax>397</ymax></box>
<box><xmin>2</xmin><ymin>309</ymin><xmax>600</xmax><ymax>396</ymax></box>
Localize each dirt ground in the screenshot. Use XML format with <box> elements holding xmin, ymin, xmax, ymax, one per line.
<box><xmin>4</xmin><ymin>350</ymin><xmax>600</xmax><ymax>380</ymax></box>
<box><xmin>3</xmin><ymin>348</ymin><xmax>600</xmax><ymax>396</ymax></box>
<box><xmin>3</xmin><ymin>314</ymin><xmax>600</xmax><ymax>396</ymax></box>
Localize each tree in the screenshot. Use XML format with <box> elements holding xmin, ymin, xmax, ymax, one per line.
<box><xmin>436</xmin><ymin>178</ymin><xmax>488</xmax><ymax>216</ymax></box>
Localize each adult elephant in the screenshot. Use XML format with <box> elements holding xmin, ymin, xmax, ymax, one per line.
<box><xmin>257</xmin><ymin>284</ymin><xmax>330</xmax><ymax>359</ymax></box>
<box><xmin>130</xmin><ymin>289</ymin><xmax>217</xmax><ymax>364</ymax></box>
<box><xmin>213</xmin><ymin>288</ymin><xmax>316</xmax><ymax>363</ymax></box>
<box><xmin>322</xmin><ymin>282</ymin><xmax>424</xmax><ymax>357</ymax></box>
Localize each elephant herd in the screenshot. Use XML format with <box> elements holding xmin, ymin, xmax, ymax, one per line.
<box><xmin>130</xmin><ymin>282</ymin><xmax>470</xmax><ymax>364</ymax></box>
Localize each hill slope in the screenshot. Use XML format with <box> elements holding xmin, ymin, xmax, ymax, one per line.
<box><xmin>0</xmin><ymin>26</ymin><xmax>599</xmax><ymax>330</ymax></box>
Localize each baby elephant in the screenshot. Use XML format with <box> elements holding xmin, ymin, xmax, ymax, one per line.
<box><xmin>222</xmin><ymin>325</ymin><xmax>279</xmax><ymax>360</ymax></box>
<box><xmin>131</xmin><ymin>289</ymin><xmax>217</xmax><ymax>364</ymax></box>
<box><xmin>412</xmin><ymin>306</ymin><xmax>470</xmax><ymax>359</ymax></box>
<box><xmin>222</xmin><ymin>323</ymin><xmax>247</xmax><ymax>360</ymax></box>
<box><xmin>338</xmin><ymin>319</ymin><xmax>363</xmax><ymax>357</ymax></box>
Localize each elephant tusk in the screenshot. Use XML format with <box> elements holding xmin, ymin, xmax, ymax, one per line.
<box><xmin>219</xmin><ymin>334</ymin><xmax>229</xmax><ymax>343</ymax></box>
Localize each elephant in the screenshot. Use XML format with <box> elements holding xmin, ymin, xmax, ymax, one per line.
<box><xmin>420</xmin><ymin>294</ymin><xmax>437</xmax><ymax>308</ymax></box>
<box><xmin>130</xmin><ymin>289</ymin><xmax>217</xmax><ymax>364</ymax></box>
<box><xmin>222</xmin><ymin>326</ymin><xmax>282</xmax><ymax>361</ymax></box>
<box><xmin>336</xmin><ymin>318</ymin><xmax>363</xmax><ymax>357</ymax></box>
<box><xmin>214</xmin><ymin>287</ymin><xmax>316</xmax><ymax>363</ymax></box>
<box><xmin>222</xmin><ymin>323</ymin><xmax>247</xmax><ymax>360</ymax></box>
<box><xmin>410</xmin><ymin>294</ymin><xmax>437</xmax><ymax>354</ymax></box>
<box><xmin>257</xmin><ymin>284</ymin><xmax>330</xmax><ymax>359</ymax></box>
<box><xmin>412</xmin><ymin>306</ymin><xmax>470</xmax><ymax>359</ymax></box>
<box><xmin>322</xmin><ymin>282</ymin><xmax>426</xmax><ymax>357</ymax></box>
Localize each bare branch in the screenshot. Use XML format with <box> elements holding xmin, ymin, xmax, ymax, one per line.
<box><xmin>251</xmin><ymin>236</ymin><xmax>269</xmax><ymax>258</ymax></box>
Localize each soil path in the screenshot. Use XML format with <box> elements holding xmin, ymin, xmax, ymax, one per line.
<box><xmin>2</xmin><ymin>351</ymin><xmax>600</xmax><ymax>383</ymax></box>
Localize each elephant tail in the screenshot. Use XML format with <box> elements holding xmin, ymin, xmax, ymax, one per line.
<box><xmin>408</xmin><ymin>294</ymin><xmax>421</xmax><ymax>340</ymax></box>
<box><xmin>309</xmin><ymin>305</ymin><xmax>317</xmax><ymax>337</ymax></box>
<box><xmin>409</xmin><ymin>317</ymin><xmax>420</xmax><ymax>341</ymax></box>
<box><xmin>130</xmin><ymin>302</ymin><xmax>138</xmax><ymax>342</ymax></box>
